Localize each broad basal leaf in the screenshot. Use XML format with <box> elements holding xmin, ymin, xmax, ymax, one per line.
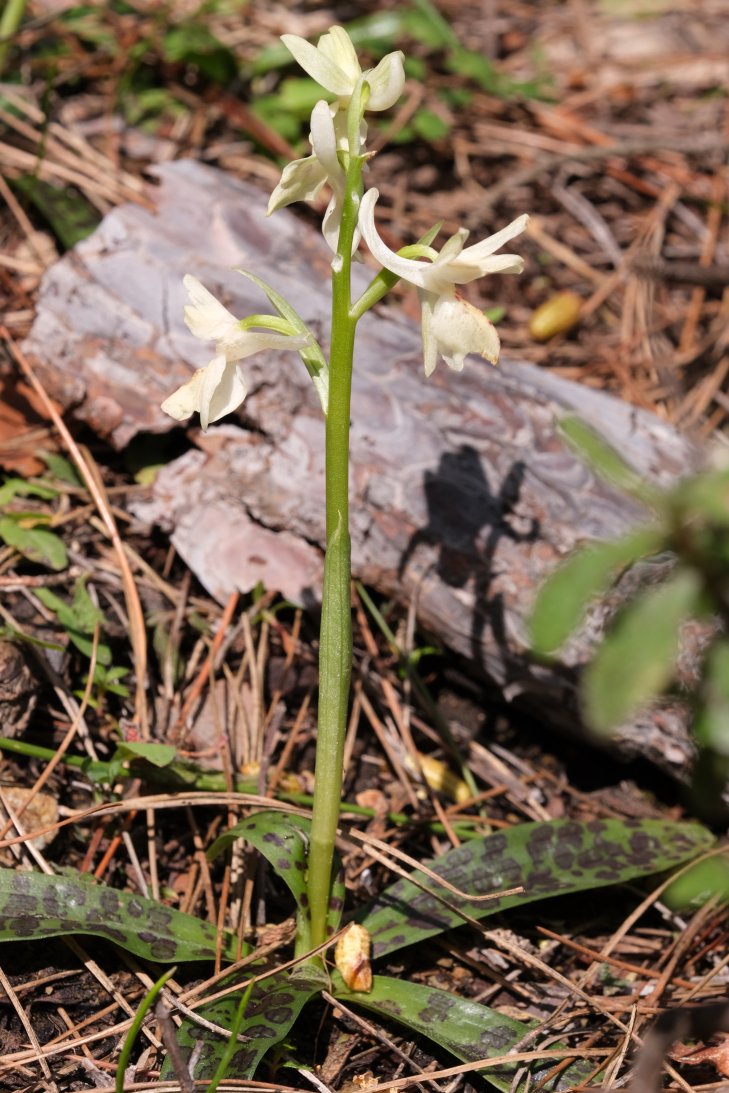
<box><xmin>360</xmin><ymin>818</ymin><xmax>712</xmax><ymax>958</ymax></box>
<box><xmin>334</xmin><ymin>974</ymin><xmax>598</xmax><ymax>1092</ymax></box>
<box><xmin>0</xmin><ymin>871</ymin><xmax>237</xmax><ymax>963</ymax></box>
<box><xmin>162</xmin><ymin>968</ymin><xmax>319</xmax><ymax>1081</ymax></box>
<box><xmin>208</xmin><ymin>810</ymin><xmax>345</xmax><ymax>952</ymax></box>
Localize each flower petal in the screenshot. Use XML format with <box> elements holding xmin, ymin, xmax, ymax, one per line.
<box><xmin>419</xmin><ymin>291</ymin><xmax>439</xmax><ymax>377</ymax></box>
<box><xmin>199</xmin><ymin>354</ymin><xmax>247</xmax><ymax>430</ymax></box>
<box><xmin>267</xmin><ymin>154</ymin><xmax>328</xmax><ymax>215</ymax></box>
<box><xmin>309</xmin><ymin>99</ymin><xmax>341</xmax><ymax>179</ymax></box>
<box><xmin>281</xmin><ymin>31</ymin><xmax>356</xmax><ymax>97</ymax></box>
<box><xmin>161</xmin><ymin>367</ymin><xmax>208</xmax><ymax>422</ymax></box>
<box><xmin>458</xmin><ymin>213</ymin><xmax>529</xmax><ymax>265</ymax></box>
<box><xmin>436</xmin><ymin>229</ymin><xmax>469</xmax><ymax>263</ymax></box>
<box><xmin>430</xmin><ymin>296</ymin><xmax>501</xmax><ymax>372</ymax></box>
<box><xmin>359</xmin><ymin>189</ymin><xmax>435</xmax><ymax>289</ymax></box>
<box><xmin>316</xmin><ymin>26</ymin><xmax>360</xmax><ymax>84</ymax></box>
<box><xmin>439</xmin><ymin>252</ymin><xmax>526</xmax><ymax>285</ymax></box>
<box><xmin>183</xmin><ymin>275</ymin><xmax>240</xmax><ymax>342</ymax></box>
<box><xmin>363</xmin><ymin>51</ymin><xmax>405</xmax><ymax>111</ymax></box>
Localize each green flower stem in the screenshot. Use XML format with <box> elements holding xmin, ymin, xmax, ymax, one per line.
<box><xmin>306</xmin><ymin>157</ymin><xmax>364</xmax><ymax>953</ymax></box>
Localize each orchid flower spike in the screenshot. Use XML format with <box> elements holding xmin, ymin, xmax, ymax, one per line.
<box><xmin>281</xmin><ymin>26</ymin><xmax>405</xmax><ymax>111</ymax></box>
<box><xmin>359</xmin><ymin>189</ymin><xmax>529</xmax><ymax>376</ymax></box>
<box><xmin>162</xmin><ymin>275</ymin><xmax>310</xmax><ymax>430</ymax></box>
<box><xmin>268</xmin><ymin>101</ymin><xmax>364</xmax><ymax>254</ymax></box>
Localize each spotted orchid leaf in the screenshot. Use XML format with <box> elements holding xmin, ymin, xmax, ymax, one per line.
<box><xmin>161</xmin><ymin>968</ymin><xmax>319</xmax><ymax>1081</ymax></box>
<box><xmin>334</xmin><ymin>974</ymin><xmax>598</xmax><ymax>1092</ymax></box>
<box><xmin>0</xmin><ymin>871</ymin><xmax>238</xmax><ymax>962</ymax></box>
<box><xmin>207</xmin><ymin>810</ymin><xmax>346</xmax><ymax>953</ymax></box>
<box><xmin>359</xmin><ymin>818</ymin><xmax>713</xmax><ymax>958</ymax></box>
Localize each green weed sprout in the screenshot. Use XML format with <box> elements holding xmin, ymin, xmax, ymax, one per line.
<box><xmin>161</xmin><ymin>25</ymin><xmax>528</xmax><ymax>956</ymax></box>
<box><xmin>531</xmin><ymin>417</ymin><xmax>729</xmax><ymax>818</ymax></box>
<box><xmin>0</xmin><ymin>0</ymin><xmax>27</xmax><ymax>77</ymax></box>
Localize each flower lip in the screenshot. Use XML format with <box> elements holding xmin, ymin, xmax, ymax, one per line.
<box><xmin>163</xmin><ymin>276</ymin><xmax>312</xmax><ymax>430</ymax></box>
<box><xmin>161</xmin><ymin>353</ymin><xmax>248</xmax><ymax>432</ymax></box>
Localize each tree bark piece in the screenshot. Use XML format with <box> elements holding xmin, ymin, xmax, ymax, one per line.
<box><xmin>23</xmin><ymin>161</ymin><xmax>702</xmax><ymax>784</ymax></box>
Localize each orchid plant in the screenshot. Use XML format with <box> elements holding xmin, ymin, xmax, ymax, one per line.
<box><xmin>162</xmin><ymin>25</ymin><xmax>528</xmax><ymax>959</ymax></box>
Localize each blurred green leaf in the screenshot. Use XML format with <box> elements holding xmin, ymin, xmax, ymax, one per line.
<box><xmin>559</xmin><ymin>415</ymin><xmax>657</xmax><ymax>502</ymax></box>
<box><xmin>695</xmin><ymin>640</ymin><xmax>729</xmax><ymax>756</ymax></box>
<box><xmin>162</xmin><ymin>24</ymin><xmax>237</xmax><ymax>84</ymax></box>
<box><xmin>12</xmin><ymin>177</ymin><xmax>100</xmax><ymax>249</ymax></box>
<box><xmin>412</xmin><ymin>108</ymin><xmax>450</xmax><ymax>141</ymax></box>
<box><xmin>271</xmin><ymin>76</ymin><xmax>327</xmax><ymax>117</ymax></box>
<box><xmin>662</xmin><ymin>856</ymin><xmax>729</xmax><ymax>912</ymax></box>
<box><xmin>583</xmin><ymin>569</ymin><xmax>701</xmax><ymax>733</ymax></box>
<box><xmin>672</xmin><ymin>467</ymin><xmax>729</xmax><ymax>529</ymax></box>
<box><xmin>530</xmin><ymin>526</ymin><xmax>664</xmax><ymax>654</ymax></box>
<box><xmin>123</xmin><ymin>88</ymin><xmax>186</xmax><ymax>129</ymax></box>
<box><xmin>116</xmin><ymin>742</ymin><xmax>176</xmax><ymax>768</ymax></box>
<box><xmin>0</xmin><ymin>478</ymin><xmax>57</xmax><ymax>504</ymax></box>
<box><xmin>37</xmin><ymin>451</ymin><xmax>83</xmax><ymax>487</ymax></box>
<box><xmin>0</xmin><ymin>517</ymin><xmax>67</xmax><ymax>570</ymax></box>
<box><xmin>36</xmin><ymin>581</ymin><xmax>112</xmax><ymax>665</ymax></box>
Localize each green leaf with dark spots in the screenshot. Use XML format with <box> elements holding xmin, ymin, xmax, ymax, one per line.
<box><xmin>583</xmin><ymin>569</ymin><xmax>701</xmax><ymax>733</ymax></box>
<box><xmin>208</xmin><ymin>811</ymin><xmax>345</xmax><ymax>953</ymax></box>
<box><xmin>0</xmin><ymin>871</ymin><xmax>238</xmax><ymax>963</ymax></box>
<box><xmin>359</xmin><ymin>818</ymin><xmax>713</xmax><ymax>958</ymax></box>
<box><xmin>161</xmin><ymin>968</ymin><xmax>319</xmax><ymax>1081</ymax></box>
<box><xmin>334</xmin><ymin>974</ymin><xmax>598</xmax><ymax>1092</ymax></box>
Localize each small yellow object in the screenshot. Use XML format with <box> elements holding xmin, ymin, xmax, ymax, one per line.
<box><xmin>407</xmin><ymin>753</ymin><xmax>471</xmax><ymax>804</ymax></box>
<box><xmin>334</xmin><ymin>923</ymin><xmax>373</xmax><ymax>992</ymax></box>
<box><xmin>529</xmin><ymin>290</ymin><xmax>582</xmax><ymax>342</ymax></box>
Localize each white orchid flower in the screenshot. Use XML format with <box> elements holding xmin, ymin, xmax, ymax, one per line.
<box><xmin>359</xmin><ymin>189</ymin><xmax>529</xmax><ymax>376</ymax></box>
<box><xmin>162</xmin><ymin>275</ymin><xmax>310</xmax><ymax>430</ymax></box>
<box><xmin>268</xmin><ymin>101</ymin><xmax>363</xmax><ymax>254</ymax></box>
<box><xmin>281</xmin><ymin>26</ymin><xmax>405</xmax><ymax>111</ymax></box>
